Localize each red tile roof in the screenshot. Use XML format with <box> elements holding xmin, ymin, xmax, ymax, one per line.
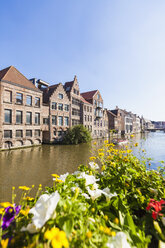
<box><xmin>81</xmin><ymin>90</ymin><xmax>97</xmax><ymax>100</ymax></box>
<box><xmin>0</xmin><ymin>66</ymin><xmax>41</xmax><ymax>92</ymax></box>
<box><xmin>80</xmin><ymin>96</ymin><xmax>92</xmax><ymax>105</ymax></box>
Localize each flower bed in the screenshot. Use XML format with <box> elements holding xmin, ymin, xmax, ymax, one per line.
<box><xmin>0</xmin><ymin>141</ymin><xmax>165</xmax><ymax>247</ymax></box>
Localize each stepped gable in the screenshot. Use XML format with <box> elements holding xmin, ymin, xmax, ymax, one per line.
<box><xmin>0</xmin><ymin>66</ymin><xmax>40</xmax><ymax>92</ymax></box>
<box><xmin>81</xmin><ymin>90</ymin><xmax>97</xmax><ymax>100</ymax></box>
<box><xmin>42</xmin><ymin>83</ymin><xmax>59</xmax><ymax>103</ymax></box>
<box><xmin>64</xmin><ymin>80</ymin><xmax>74</xmax><ymax>91</ymax></box>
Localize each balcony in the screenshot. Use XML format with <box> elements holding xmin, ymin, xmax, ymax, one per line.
<box><xmin>96</xmin><ymin>102</ymin><xmax>102</xmax><ymax>109</ymax></box>
<box><xmin>96</xmin><ymin>111</ymin><xmax>102</xmax><ymax>119</ymax></box>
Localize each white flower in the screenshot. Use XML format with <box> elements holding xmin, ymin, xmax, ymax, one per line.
<box><xmin>89</xmin><ymin>162</ymin><xmax>99</xmax><ymax>170</ymax></box>
<box><xmin>102</xmin><ymin>187</ymin><xmax>117</xmax><ymax>201</ymax></box>
<box><xmin>162</xmin><ymin>217</ymin><xmax>165</xmax><ymax>226</ymax></box>
<box><xmin>87</xmin><ymin>187</ymin><xmax>103</xmax><ymax>200</ymax></box>
<box><xmin>21</xmin><ymin>223</ymin><xmax>40</xmax><ymax>234</ymax></box>
<box><xmin>59</xmin><ymin>172</ymin><xmax>69</xmax><ymax>182</ymax></box>
<box><xmin>78</xmin><ymin>172</ymin><xmax>99</xmax><ymax>186</ymax></box>
<box><xmin>106</xmin><ymin>232</ymin><xmax>131</xmax><ymax>248</ymax></box>
<box><xmin>88</xmin><ymin>217</ymin><xmax>95</xmax><ymax>223</ymax></box>
<box><xmin>81</xmin><ymin>193</ymin><xmax>90</xmax><ymax>199</ymax></box>
<box><xmin>23</xmin><ymin>191</ymin><xmax>60</xmax><ymax>230</ymax></box>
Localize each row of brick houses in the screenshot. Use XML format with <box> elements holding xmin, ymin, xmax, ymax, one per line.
<box><xmin>0</xmin><ymin>66</ymin><xmax>151</xmax><ymax>149</ymax></box>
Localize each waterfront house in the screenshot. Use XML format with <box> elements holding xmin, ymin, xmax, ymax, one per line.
<box><xmin>64</xmin><ymin>76</ymin><xmax>81</xmax><ymax>127</ymax></box>
<box><xmin>0</xmin><ymin>66</ymin><xmax>42</xmax><ymax>149</ymax></box>
<box><xmin>80</xmin><ymin>96</ymin><xmax>93</xmax><ymax>133</ymax></box>
<box><xmin>41</xmin><ymin>83</ymin><xmax>70</xmax><ymax>143</ymax></box>
<box><xmin>81</xmin><ymin>90</ymin><xmax>106</xmax><ymax>138</ymax></box>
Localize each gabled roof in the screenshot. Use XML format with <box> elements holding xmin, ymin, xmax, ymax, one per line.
<box><xmin>81</xmin><ymin>90</ymin><xmax>97</xmax><ymax>100</ymax></box>
<box><xmin>0</xmin><ymin>66</ymin><xmax>41</xmax><ymax>92</ymax></box>
<box><xmin>80</xmin><ymin>96</ymin><xmax>92</xmax><ymax>105</ymax></box>
<box><xmin>41</xmin><ymin>83</ymin><xmax>59</xmax><ymax>103</ymax></box>
<box><xmin>107</xmin><ymin>110</ymin><xmax>117</xmax><ymax>117</ymax></box>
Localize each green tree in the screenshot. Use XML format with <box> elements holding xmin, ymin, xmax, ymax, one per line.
<box><xmin>62</xmin><ymin>125</ymin><xmax>92</xmax><ymax>145</ymax></box>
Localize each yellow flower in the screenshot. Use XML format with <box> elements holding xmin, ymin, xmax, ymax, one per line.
<box><xmin>134</xmin><ymin>143</ymin><xmax>138</xmax><ymax>147</ymax></box>
<box><xmin>104</xmin><ymin>140</ymin><xmax>109</xmax><ymax>144</ymax></box>
<box><xmin>111</xmin><ymin>231</ymin><xmax>116</xmax><ymax>236</ymax></box>
<box><xmin>1</xmin><ymin>239</ymin><xmax>9</xmax><ymax>248</ymax></box>
<box><xmin>12</xmin><ymin>186</ymin><xmax>15</xmax><ymax>190</ymax></box>
<box><xmin>25</xmin><ymin>196</ymin><xmax>34</xmax><ymax>201</ymax></box>
<box><xmin>86</xmin><ymin>231</ymin><xmax>92</xmax><ymax>238</ymax></box>
<box><xmin>56</xmin><ymin>178</ymin><xmax>63</xmax><ymax>183</ymax></box>
<box><xmin>104</xmin><ymin>227</ymin><xmax>112</xmax><ymax>235</ymax></box>
<box><xmin>19</xmin><ymin>186</ymin><xmax>30</xmax><ymax>191</ymax></box>
<box><xmin>101</xmin><ymin>165</ymin><xmax>106</xmax><ymax>171</ymax></box>
<box><xmin>114</xmin><ymin>218</ymin><xmax>119</xmax><ymax>225</ymax></box>
<box><xmin>0</xmin><ymin>202</ymin><xmax>13</xmax><ymax>208</ymax></box>
<box><xmin>93</xmin><ymin>142</ymin><xmax>97</xmax><ymax>145</ymax></box>
<box><xmin>89</xmin><ymin>157</ymin><xmax>96</xmax><ymax>161</ymax></box>
<box><xmin>51</xmin><ymin>174</ymin><xmax>60</xmax><ymax>178</ymax></box>
<box><xmin>99</xmin><ymin>153</ymin><xmax>104</xmax><ymax>157</ymax></box>
<box><xmin>91</xmin><ymin>208</ymin><xmax>95</xmax><ymax>213</ymax></box>
<box><xmin>130</xmin><ymin>135</ymin><xmax>134</xmax><ymax>138</ymax></box>
<box><xmin>99</xmin><ymin>225</ymin><xmax>104</xmax><ymax>231</ymax></box>
<box><xmin>32</xmin><ymin>185</ymin><xmax>35</xmax><ymax>188</ymax></box>
<box><xmin>20</xmin><ymin>208</ymin><xmax>30</xmax><ymax>216</ymax></box>
<box><xmin>0</xmin><ymin>208</ymin><xmax>4</xmax><ymax>214</ymax></box>
<box><xmin>44</xmin><ymin>227</ymin><xmax>69</xmax><ymax>248</ymax></box>
<box><xmin>104</xmin><ymin>215</ymin><xmax>108</xmax><ymax>221</ymax></box>
<box><xmin>98</xmin><ymin>149</ymin><xmax>104</xmax><ymax>152</ymax></box>
<box><xmin>142</xmin><ymin>149</ymin><xmax>145</xmax><ymax>153</ymax></box>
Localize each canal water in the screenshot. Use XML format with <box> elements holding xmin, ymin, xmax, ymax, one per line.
<box><xmin>0</xmin><ymin>131</ymin><xmax>165</xmax><ymax>202</ymax></box>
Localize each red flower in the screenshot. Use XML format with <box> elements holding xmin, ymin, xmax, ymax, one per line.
<box><xmin>146</xmin><ymin>199</ymin><xmax>165</xmax><ymax>220</ymax></box>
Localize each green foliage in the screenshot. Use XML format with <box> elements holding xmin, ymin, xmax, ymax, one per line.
<box><xmin>62</xmin><ymin>125</ymin><xmax>92</xmax><ymax>145</ymax></box>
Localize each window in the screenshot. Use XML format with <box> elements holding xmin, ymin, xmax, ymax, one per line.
<box><xmin>16</xmin><ymin>93</ymin><xmax>23</xmax><ymax>104</ymax></box>
<box><xmin>16</xmin><ymin>111</ymin><xmax>22</xmax><ymax>124</ymax></box>
<box><xmin>64</xmin><ymin>104</ymin><xmax>69</xmax><ymax>111</ymax></box>
<box><xmin>66</xmin><ymin>86</ymin><xmax>70</xmax><ymax>92</ymax></box>
<box><xmin>26</xmin><ymin>95</ymin><xmax>32</xmax><ymax>106</ymax></box>
<box><xmin>52</xmin><ymin>115</ymin><xmax>57</xmax><ymax>125</ymax></box>
<box><xmin>90</xmin><ymin>116</ymin><xmax>92</xmax><ymax>122</ymax></box>
<box><xmin>58</xmin><ymin>93</ymin><xmax>63</xmax><ymax>99</ymax></box>
<box><xmin>72</xmin><ymin>108</ymin><xmax>80</xmax><ymax>116</ymax></box>
<box><xmin>72</xmin><ymin>98</ymin><xmax>80</xmax><ymax>106</ymax></box>
<box><xmin>26</xmin><ymin>112</ymin><xmax>32</xmax><ymax>124</ymax></box>
<box><xmin>90</xmin><ymin>107</ymin><xmax>92</xmax><ymax>113</ymax></box>
<box><xmin>87</xmin><ymin>106</ymin><xmax>89</xmax><ymax>112</ymax></box>
<box><xmin>35</xmin><ymin>97</ymin><xmax>40</xmax><ymax>107</ymax></box>
<box><xmin>16</xmin><ymin>130</ymin><xmax>23</xmax><ymax>138</ymax></box>
<box><xmin>84</xmin><ymin>115</ymin><xmax>86</xmax><ymax>121</ymax></box>
<box><xmin>84</xmin><ymin>106</ymin><xmax>86</xmax><ymax>111</ymax></box>
<box><xmin>4</xmin><ymin>90</ymin><xmax>12</xmax><ymax>103</ymax></box>
<box><xmin>58</xmin><ymin>103</ymin><xmax>63</xmax><ymax>111</ymax></box>
<box><xmin>4</xmin><ymin>130</ymin><xmax>12</xmax><ymax>138</ymax></box>
<box><xmin>35</xmin><ymin>130</ymin><xmax>40</xmax><ymax>136</ymax></box>
<box><xmin>58</xmin><ymin>116</ymin><xmax>63</xmax><ymax>126</ymax></box>
<box><xmin>26</xmin><ymin>130</ymin><xmax>32</xmax><ymax>137</ymax></box>
<box><xmin>97</xmin><ymin>94</ymin><xmax>100</xmax><ymax>99</ymax></box>
<box><xmin>64</xmin><ymin>117</ymin><xmax>69</xmax><ymax>126</ymax></box>
<box><xmin>94</xmin><ymin>100</ymin><xmax>96</xmax><ymax>105</ymax></box>
<box><xmin>35</xmin><ymin>113</ymin><xmax>40</xmax><ymax>125</ymax></box>
<box><xmin>53</xmin><ymin>130</ymin><xmax>56</xmax><ymax>136</ymax></box>
<box><xmin>43</xmin><ymin>118</ymin><xmax>49</xmax><ymax>124</ymax></box>
<box><xmin>13</xmin><ymin>112</ymin><xmax>20</xmax><ymax>126</ymax></box>
<box><xmin>88</xmin><ymin>115</ymin><xmax>89</xmax><ymax>122</ymax></box>
<box><xmin>4</xmin><ymin>109</ymin><xmax>12</xmax><ymax>124</ymax></box>
<box><xmin>52</xmin><ymin>102</ymin><xmax>57</xmax><ymax>110</ymax></box>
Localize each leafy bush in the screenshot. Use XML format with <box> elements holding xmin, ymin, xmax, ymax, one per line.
<box><xmin>62</xmin><ymin>125</ymin><xmax>92</xmax><ymax>145</ymax></box>
<box><xmin>0</xmin><ymin>141</ymin><xmax>165</xmax><ymax>247</ymax></box>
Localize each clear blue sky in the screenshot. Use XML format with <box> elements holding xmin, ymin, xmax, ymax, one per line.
<box><xmin>0</xmin><ymin>0</ymin><xmax>165</xmax><ymax>121</ymax></box>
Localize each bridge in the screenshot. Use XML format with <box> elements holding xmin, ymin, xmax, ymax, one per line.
<box><xmin>147</xmin><ymin>128</ymin><xmax>165</xmax><ymax>132</ymax></box>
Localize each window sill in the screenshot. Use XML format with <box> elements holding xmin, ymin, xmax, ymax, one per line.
<box><xmin>15</xmin><ymin>103</ymin><xmax>23</xmax><ymax>105</ymax></box>
<box><xmin>3</xmin><ymin>101</ymin><xmax>12</xmax><ymax>104</ymax></box>
<box><xmin>3</xmin><ymin>123</ymin><xmax>12</xmax><ymax>125</ymax></box>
